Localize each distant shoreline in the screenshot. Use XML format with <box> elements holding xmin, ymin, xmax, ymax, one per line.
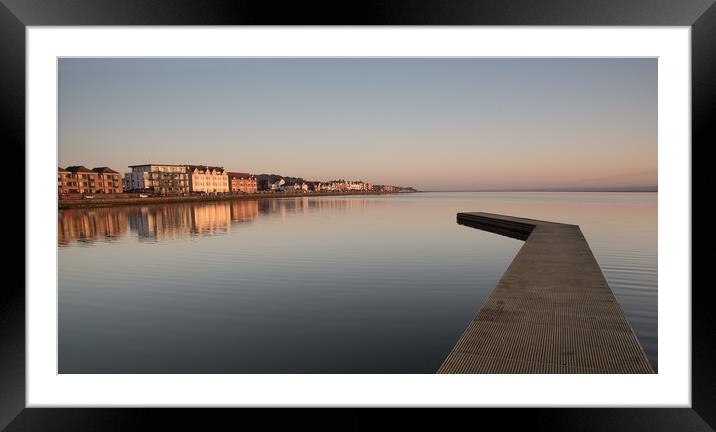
<box><xmin>58</xmin><ymin>190</ymin><xmax>411</xmax><ymax>209</ymax></box>
<box><xmin>418</xmin><ymin>189</ymin><xmax>658</xmax><ymax>193</ymax></box>
<box><xmin>58</xmin><ymin>189</ymin><xmax>657</xmax><ymax>209</ymax></box>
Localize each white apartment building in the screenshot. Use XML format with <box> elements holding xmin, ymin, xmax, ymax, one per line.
<box><xmin>124</xmin><ymin>164</ymin><xmax>190</xmax><ymax>194</ymax></box>
<box><xmin>347</xmin><ymin>181</ymin><xmax>364</xmax><ymax>191</ymax></box>
<box><xmin>185</xmin><ymin>165</ymin><xmax>229</xmax><ymax>194</ymax></box>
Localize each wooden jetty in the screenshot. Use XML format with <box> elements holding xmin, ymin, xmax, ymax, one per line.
<box><xmin>437</xmin><ymin>212</ymin><xmax>653</xmax><ymax>374</ymax></box>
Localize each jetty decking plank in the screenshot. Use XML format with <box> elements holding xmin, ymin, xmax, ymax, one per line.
<box><xmin>437</xmin><ymin>212</ymin><xmax>653</xmax><ymax>374</ymax></box>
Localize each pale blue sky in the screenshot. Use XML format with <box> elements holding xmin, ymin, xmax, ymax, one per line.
<box><xmin>58</xmin><ymin>58</ymin><xmax>656</xmax><ymax>190</ymax></box>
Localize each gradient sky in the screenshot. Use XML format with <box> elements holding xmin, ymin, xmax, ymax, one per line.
<box><xmin>58</xmin><ymin>58</ymin><xmax>656</xmax><ymax>190</ymax></box>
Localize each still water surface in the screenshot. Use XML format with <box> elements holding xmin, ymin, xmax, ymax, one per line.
<box><xmin>58</xmin><ymin>192</ymin><xmax>657</xmax><ymax>373</ymax></box>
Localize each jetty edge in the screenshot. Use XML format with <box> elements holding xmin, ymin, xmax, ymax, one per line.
<box><xmin>437</xmin><ymin>212</ymin><xmax>653</xmax><ymax>374</ymax></box>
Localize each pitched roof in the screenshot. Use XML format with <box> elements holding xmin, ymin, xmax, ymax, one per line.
<box><xmin>58</xmin><ymin>167</ymin><xmax>69</xmax><ymax>172</ymax></box>
<box><xmin>228</xmin><ymin>172</ymin><xmax>254</xmax><ymax>178</ymax></box>
<box><xmin>92</xmin><ymin>167</ymin><xmax>119</xmax><ymax>174</ymax></box>
<box><xmin>128</xmin><ymin>163</ymin><xmax>184</xmax><ymax>168</ymax></box>
<box><xmin>65</xmin><ymin>165</ymin><xmax>93</xmax><ymax>173</ymax></box>
<box><xmin>183</xmin><ymin>165</ymin><xmax>225</xmax><ymax>173</ymax></box>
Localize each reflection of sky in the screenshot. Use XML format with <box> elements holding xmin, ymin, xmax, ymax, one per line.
<box><xmin>58</xmin><ymin>193</ymin><xmax>657</xmax><ymax>372</ymax></box>
<box><xmin>58</xmin><ymin>58</ymin><xmax>657</xmax><ymax>190</ymax></box>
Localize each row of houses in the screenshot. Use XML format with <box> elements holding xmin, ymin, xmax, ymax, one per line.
<box><xmin>268</xmin><ymin>178</ymin><xmax>374</xmax><ymax>193</ymax></box>
<box><xmin>124</xmin><ymin>164</ymin><xmax>257</xmax><ymax>195</ymax></box>
<box><xmin>58</xmin><ymin>166</ymin><xmax>123</xmax><ymax>194</ymax></box>
<box><xmin>59</xmin><ymin>164</ymin><xmax>257</xmax><ymax>195</ymax></box>
<box><xmin>59</xmin><ymin>163</ymin><xmax>397</xmax><ymax>196</ymax></box>
<box><xmin>327</xmin><ymin>180</ymin><xmax>374</xmax><ymax>192</ymax></box>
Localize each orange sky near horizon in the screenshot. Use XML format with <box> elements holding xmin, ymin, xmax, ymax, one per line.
<box><xmin>58</xmin><ymin>58</ymin><xmax>657</xmax><ymax>190</ymax></box>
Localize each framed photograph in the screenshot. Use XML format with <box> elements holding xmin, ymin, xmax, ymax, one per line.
<box><xmin>5</xmin><ymin>0</ymin><xmax>712</xmax><ymax>430</ymax></box>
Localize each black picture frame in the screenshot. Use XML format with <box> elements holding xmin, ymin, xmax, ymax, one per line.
<box><xmin>3</xmin><ymin>0</ymin><xmax>713</xmax><ymax>430</ymax></box>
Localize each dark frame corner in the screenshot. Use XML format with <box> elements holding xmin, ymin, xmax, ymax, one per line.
<box><xmin>3</xmin><ymin>0</ymin><xmax>714</xmax><ymax>430</ymax></box>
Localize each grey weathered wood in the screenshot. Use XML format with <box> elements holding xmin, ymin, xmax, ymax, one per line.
<box><xmin>437</xmin><ymin>212</ymin><xmax>653</xmax><ymax>374</ymax></box>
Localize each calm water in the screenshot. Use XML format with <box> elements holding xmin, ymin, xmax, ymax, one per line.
<box><xmin>58</xmin><ymin>192</ymin><xmax>657</xmax><ymax>373</ymax></box>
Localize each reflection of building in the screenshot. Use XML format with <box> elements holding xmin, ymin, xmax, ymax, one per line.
<box><xmin>186</xmin><ymin>165</ymin><xmax>229</xmax><ymax>194</ymax></box>
<box><xmin>256</xmin><ymin>196</ymin><xmax>373</xmax><ymax>220</ymax></box>
<box><xmin>124</xmin><ymin>164</ymin><xmax>189</xmax><ymax>194</ymax></box>
<box><xmin>230</xmin><ymin>200</ymin><xmax>259</xmax><ymax>223</ymax></box>
<box><xmin>228</xmin><ymin>172</ymin><xmax>257</xmax><ymax>194</ymax></box>
<box><xmin>58</xmin><ymin>208</ymin><xmax>128</xmax><ymax>244</ymax></box>
<box><xmin>127</xmin><ymin>205</ymin><xmax>194</xmax><ymax>240</ymax></box>
<box><xmin>58</xmin><ymin>197</ymin><xmax>377</xmax><ymax>246</ymax></box>
<box><xmin>126</xmin><ymin>202</ymin><xmax>256</xmax><ymax>240</ymax></box>
<box><xmin>58</xmin><ymin>166</ymin><xmax>123</xmax><ymax>194</ymax></box>
<box><xmin>191</xmin><ymin>202</ymin><xmax>231</xmax><ymax>233</ymax></box>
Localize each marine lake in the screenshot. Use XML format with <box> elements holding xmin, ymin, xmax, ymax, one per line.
<box><xmin>58</xmin><ymin>192</ymin><xmax>657</xmax><ymax>373</ymax></box>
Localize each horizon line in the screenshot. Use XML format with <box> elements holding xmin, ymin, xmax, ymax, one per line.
<box><xmin>418</xmin><ymin>187</ymin><xmax>658</xmax><ymax>193</ymax></box>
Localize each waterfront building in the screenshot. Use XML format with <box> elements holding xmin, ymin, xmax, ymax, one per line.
<box><xmin>59</xmin><ymin>165</ymin><xmax>123</xmax><ymax>194</ymax></box>
<box><xmin>347</xmin><ymin>181</ymin><xmax>364</xmax><ymax>191</ymax></box>
<box><xmin>185</xmin><ymin>165</ymin><xmax>229</xmax><ymax>194</ymax></box>
<box><xmin>320</xmin><ymin>179</ymin><xmax>373</xmax><ymax>192</ymax></box>
<box><xmin>63</xmin><ymin>166</ymin><xmax>98</xmax><ymax>194</ymax></box>
<box><xmin>270</xmin><ymin>179</ymin><xmax>285</xmax><ymax>191</ymax></box>
<box><xmin>91</xmin><ymin>167</ymin><xmax>123</xmax><ymax>193</ymax></box>
<box><xmin>282</xmin><ymin>183</ymin><xmax>301</xmax><ymax>192</ymax></box>
<box><xmin>330</xmin><ymin>180</ymin><xmax>348</xmax><ymax>191</ymax></box>
<box><xmin>124</xmin><ymin>164</ymin><xmax>190</xmax><ymax>195</ymax></box>
<box><xmin>58</xmin><ymin>167</ymin><xmax>74</xmax><ymax>194</ymax></box>
<box><xmin>228</xmin><ymin>172</ymin><xmax>257</xmax><ymax>194</ymax></box>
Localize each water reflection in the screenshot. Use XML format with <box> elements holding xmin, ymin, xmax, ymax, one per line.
<box><xmin>58</xmin><ymin>193</ymin><xmax>657</xmax><ymax>373</ymax></box>
<box><xmin>256</xmin><ymin>196</ymin><xmax>374</xmax><ymax>219</ymax></box>
<box><xmin>127</xmin><ymin>205</ymin><xmax>197</xmax><ymax>241</ymax></box>
<box><xmin>58</xmin><ymin>208</ymin><xmax>128</xmax><ymax>245</ymax></box>
<box><xmin>59</xmin><ymin>198</ymin><xmax>375</xmax><ymax>245</ymax></box>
